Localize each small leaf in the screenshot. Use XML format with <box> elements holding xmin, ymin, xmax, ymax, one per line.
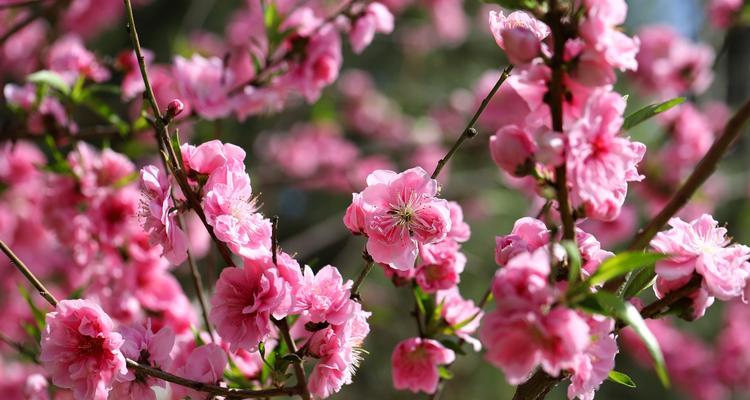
<box><xmin>621</xmin><ymin>265</ymin><xmax>657</xmax><ymax>299</ymax></box>
<box><xmin>562</xmin><ymin>240</ymin><xmax>582</xmax><ymax>284</ymax></box>
<box><xmin>594</xmin><ymin>291</ymin><xmax>670</xmax><ymax>388</ymax></box>
<box><xmin>608</xmin><ymin>370</ymin><xmax>637</xmax><ymax>388</ymax></box>
<box><xmin>27</xmin><ymin>70</ymin><xmax>70</xmax><ymax>95</ymax></box>
<box><xmin>623</xmin><ymin>97</ymin><xmax>685</xmax><ymax>130</ymax></box>
<box><xmin>586</xmin><ymin>252</ymin><xmax>664</xmax><ymax>287</ymax></box>
<box><xmin>438</xmin><ymin>365</ymin><xmax>454</xmax><ymax>380</ymax></box>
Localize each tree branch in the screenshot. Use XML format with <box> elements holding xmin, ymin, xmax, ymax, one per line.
<box><xmin>1</xmin><ymin>239</ymin><xmax>301</xmax><ymax>399</ymax></box>
<box><xmin>431</xmin><ymin>65</ymin><xmax>514</xmax><ymax>179</ymax></box>
<box><xmin>628</xmin><ymin>96</ymin><xmax>750</xmax><ymax>250</ymax></box>
<box><xmin>122</xmin><ymin>0</ymin><xmax>234</xmax><ymax>266</ymax></box>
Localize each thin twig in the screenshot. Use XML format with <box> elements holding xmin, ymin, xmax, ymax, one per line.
<box><xmin>273</xmin><ymin>318</ymin><xmax>312</xmax><ymax>400</ymax></box>
<box><xmin>628</xmin><ymin>96</ymin><xmax>750</xmax><ymax>250</ymax></box>
<box><xmin>0</xmin><ymin>240</ymin><xmax>58</xmax><ymax>306</ymax></box>
<box><xmin>122</xmin><ymin>0</ymin><xmax>234</xmax><ymax>266</ymax></box>
<box><xmin>0</xmin><ymin>9</ymin><xmax>41</xmax><ymax>46</ymax></box>
<box><xmin>431</xmin><ymin>65</ymin><xmax>514</xmax><ymax>179</ymax></box>
<box><xmin>1</xmin><ymin>239</ymin><xmax>299</xmax><ymax>399</ymax></box>
<box><xmin>0</xmin><ymin>0</ymin><xmax>48</xmax><ymax>9</ymax></box>
<box><xmin>350</xmin><ymin>250</ymin><xmax>374</xmax><ymax>300</ymax></box>
<box><xmin>180</xmin><ymin>215</ymin><xmax>215</xmax><ymax>342</ymax></box>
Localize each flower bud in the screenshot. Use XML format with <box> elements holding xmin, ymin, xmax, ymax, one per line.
<box><xmin>165</xmin><ymin>99</ymin><xmax>185</xmax><ymax>122</ymax></box>
<box><xmin>489</xmin><ymin>125</ymin><xmax>536</xmax><ymax>176</ymax></box>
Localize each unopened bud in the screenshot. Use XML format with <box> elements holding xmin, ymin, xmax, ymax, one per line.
<box><xmin>164</xmin><ymin>99</ymin><xmax>185</xmax><ymax>122</ymax></box>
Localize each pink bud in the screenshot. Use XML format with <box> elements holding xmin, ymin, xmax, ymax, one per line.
<box><xmin>501</xmin><ymin>28</ymin><xmax>542</xmax><ymax>64</ymax></box>
<box><xmin>165</xmin><ymin>99</ymin><xmax>185</xmax><ymax>120</ymax></box>
<box><xmin>489</xmin><ymin>125</ymin><xmax>536</xmax><ymax>176</ymax></box>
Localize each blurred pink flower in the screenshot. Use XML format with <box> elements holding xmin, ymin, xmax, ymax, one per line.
<box><xmin>391</xmin><ymin>337</ymin><xmax>455</xmax><ymax>394</ymax></box>
<box><xmin>349</xmin><ymin>2</ymin><xmax>394</xmax><ymax>53</ymax></box>
<box><xmin>488</xmin><ymin>10</ymin><xmax>550</xmax><ymax>64</ymax></box>
<box><xmin>174</xmin><ymin>54</ymin><xmax>232</xmax><ymax>119</ymax></box>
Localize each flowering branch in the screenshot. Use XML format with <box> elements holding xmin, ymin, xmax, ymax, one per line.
<box><xmin>545</xmin><ymin>0</ymin><xmax>575</xmax><ymax>241</ymax></box>
<box><xmin>431</xmin><ymin>64</ymin><xmax>514</xmax><ymax>180</ymax></box>
<box><xmin>270</xmin><ymin>216</ymin><xmax>312</xmax><ymax>400</ymax></box>
<box><xmin>350</xmin><ymin>250</ymin><xmax>374</xmax><ymax>300</ymax></box>
<box><xmin>628</xmin><ymin>96</ymin><xmax>750</xmax><ymax>249</ymax></box>
<box><xmin>1</xmin><ymin>239</ymin><xmax>303</xmax><ymax>398</ymax></box>
<box><xmin>122</xmin><ymin>0</ymin><xmax>234</xmax><ymax>267</ymax></box>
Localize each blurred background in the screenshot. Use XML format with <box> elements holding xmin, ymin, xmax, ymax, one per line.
<box><xmin>3</xmin><ymin>0</ymin><xmax>750</xmax><ymax>399</ymax></box>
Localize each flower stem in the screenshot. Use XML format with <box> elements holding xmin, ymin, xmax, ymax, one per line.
<box><xmin>431</xmin><ymin>65</ymin><xmax>514</xmax><ymax>180</ymax></box>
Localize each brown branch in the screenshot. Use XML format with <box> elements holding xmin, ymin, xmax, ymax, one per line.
<box><xmin>1</xmin><ymin>239</ymin><xmax>300</xmax><ymax>399</ymax></box>
<box><xmin>122</xmin><ymin>0</ymin><xmax>234</xmax><ymax>266</ymax></box>
<box><xmin>431</xmin><ymin>65</ymin><xmax>514</xmax><ymax>179</ymax></box>
<box><xmin>0</xmin><ymin>240</ymin><xmax>58</xmax><ymax>307</ymax></box>
<box><xmin>350</xmin><ymin>250</ymin><xmax>374</xmax><ymax>300</ymax></box>
<box><xmin>273</xmin><ymin>318</ymin><xmax>311</xmax><ymax>400</ymax></box>
<box><xmin>628</xmin><ymin>96</ymin><xmax>750</xmax><ymax>249</ymax></box>
<box><xmin>638</xmin><ymin>274</ymin><xmax>702</xmax><ymax>320</ymax></box>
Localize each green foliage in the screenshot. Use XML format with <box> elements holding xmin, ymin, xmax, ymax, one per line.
<box><xmin>623</xmin><ymin>97</ymin><xmax>685</xmax><ymax>130</ymax></box>
<box><xmin>562</xmin><ymin>240</ymin><xmax>581</xmax><ymax>284</ymax></box>
<box><xmin>585</xmin><ymin>252</ymin><xmax>664</xmax><ymax>288</ymax></box>
<box><xmin>593</xmin><ymin>291</ymin><xmax>670</xmax><ymax>388</ymax></box>
<box><xmin>27</xmin><ymin>70</ymin><xmax>70</xmax><ymax>95</ymax></box>
<box><xmin>608</xmin><ymin>370</ymin><xmax>637</xmax><ymax>388</ymax></box>
<box><xmin>621</xmin><ymin>265</ymin><xmax>657</xmax><ymax>299</ymax></box>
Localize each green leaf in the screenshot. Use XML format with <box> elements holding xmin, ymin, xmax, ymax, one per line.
<box><xmin>608</xmin><ymin>370</ymin><xmax>637</xmax><ymax>388</ymax></box>
<box><xmin>621</xmin><ymin>265</ymin><xmax>657</xmax><ymax>299</ymax></box>
<box><xmin>594</xmin><ymin>291</ymin><xmax>670</xmax><ymax>388</ymax></box>
<box><xmin>623</xmin><ymin>97</ymin><xmax>685</xmax><ymax>130</ymax></box>
<box><xmin>562</xmin><ymin>240</ymin><xmax>582</xmax><ymax>284</ymax></box>
<box><xmin>586</xmin><ymin>252</ymin><xmax>664</xmax><ymax>287</ymax></box>
<box><xmin>438</xmin><ymin>365</ymin><xmax>454</xmax><ymax>380</ymax></box>
<box><xmin>170</xmin><ymin>129</ymin><xmax>185</xmax><ymax>168</ymax></box>
<box><xmin>27</xmin><ymin>70</ymin><xmax>70</xmax><ymax>95</ymax></box>
<box><xmin>413</xmin><ymin>286</ymin><xmax>428</xmax><ymax>317</ymax></box>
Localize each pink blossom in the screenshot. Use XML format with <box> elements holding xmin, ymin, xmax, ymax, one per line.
<box><xmin>181</xmin><ymin>140</ymin><xmax>246</xmax><ymax>175</ymax></box>
<box><xmin>492</xmin><ymin>248</ymin><xmax>553</xmax><ymax>314</ymax></box>
<box><xmin>633</xmin><ymin>25</ymin><xmax>714</xmax><ymax>96</ymax></box>
<box><xmin>446</xmin><ymin>201</ymin><xmax>470</xmax><ymax>243</ymax></box>
<box><xmin>170</xmin><ymin>343</ymin><xmax>227</xmax><ymax>400</ymax></box>
<box><xmin>567</xmin><ymin>89</ymin><xmax>646</xmax><ymax>221</ymax></box>
<box><xmin>112</xmin><ymin>323</ymin><xmax>175</xmax><ymax>400</ymax></box>
<box><xmin>480</xmin><ymin>308</ymin><xmax>590</xmax><ymax>384</ymax></box>
<box><xmin>202</xmin><ymin>164</ymin><xmax>272</xmax><ymax>258</ymax></box>
<box><xmin>353</xmin><ymin>167</ymin><xmax>452</xmax><ymax>270</ymax></box>
<box><xmin>568</xmin><ymin>316</ymin><xmax>618</xmax><ymax>400</ymax></box>
<box><xmin>349</xmin><ymin>2</ymin><xmax>394</xmax><ymax>53</ymax></box>
<box><xmin>436</xmin><ymin>287</ymin><xmax>483</xmax><ymax>351</ymax></box>
<box><xmin>287</xmin><ymin>25</ymin><xmax>342</xmax><ymax>102</ymax></box>
<box><xmin>39</xmin><ymin>299</ymin><xmax>127</xmax><ymax>400</ymax></box>
<box><xmin>25</xmin><ymin>374</ymin><xmax>49</xmax><ymax>400</ymax></box>
<box><xmin>138</xmin><ymin>165</ymin><xmax>188</xmax><ymax>265</ymax></box>
<box><xmin>305</xmin><ymin>302</ymin><xmax>371</xmax><ymax>398</ymax></box>
<box><xmin>489</xmin><ymin>125</ymin><xmax>537</xmax><ymax>176</ymax></box>
<box><xmin>47</xmin><ymin>34</ymin><xmax>110</xmax><ymax>84</ymax></box>
<box><xmin>495</xmin><ymin>217</ymin><xmax>549</xmax><ymax>266</ymax></box>
<box><xmin>488</xmin><ymin>10</ymin><xmax>550</xmax><ymax>64</ymax></box>
<box><xmin>391</xmin><ymin>337</ymin><xmax>455</xmax><ymax>394</ymax></box>
<box><xmin>210</xmin><ymin>260</ymin><xmax>292</xmax><ymax>352</ymax></box>
<box><xmin>173</xmin><ymin>54</ymin><xmax>232</xmax><ymax>119</ymax></box>
<box><xmin>577</xmin><ymin>0</ymin><xmax>640</xmax><ymax>75</ymax></box>
<box><xmin>415</xmin><ymin>240</ymin><xmax>466</xmax><ymax>293</ymax></box>
<box><xmin>708</xmin><ymin>0</ymin><xmax>743</xmax><ymax>28</ymax></box>
<box><xmin>651</xmin><ymin>214</ymin><xmax>750</xmax><ymax>301</ymax></box>
<box><xmin>474</xmin><ymin>65</ymin><xmax>549</xmax><ymax>133</ymax></box>
<box><xmin>294</xmin><ymin>265</ymin><xmax>355</xmax><ymax>325</ymax></box>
